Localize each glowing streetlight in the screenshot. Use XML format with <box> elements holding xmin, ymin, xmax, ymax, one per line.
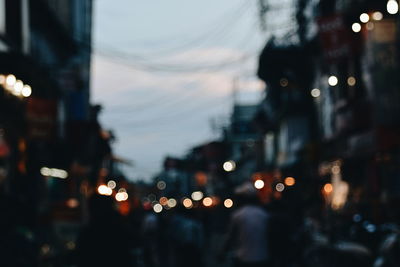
<box><xmin>223</xmin><ymin>160</ymin><xmax>236</xmax><ymax>172</ymax></box>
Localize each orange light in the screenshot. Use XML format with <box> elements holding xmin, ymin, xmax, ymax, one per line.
<box><xmin>284</xmin><ymin>177</ymin><xmax>295</xmax><ymax>186</ymax></box>
<box><xmin>224</xmin><ymin>199</ymin><xmax>233</xmax><ymax>208</ymax></box>
<box><xmin>203</xmin><ymin>197</ymin><xmax>213</xmax><ymax>207</ymax></box>
<box><xmin>183</xmin><ymin>198</ymin><xmax>193</xmax><ymax>209</ymax></box>
<box><xmin>323</xmin><ymin>183</ymin><xmax>333</xmax><ymax>194</ymax></box>
<box><xmin>159</xmin><ymin>197</ymin><xmax>168</xmax><ymax>205</ymax></box>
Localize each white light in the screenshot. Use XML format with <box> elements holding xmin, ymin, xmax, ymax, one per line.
<box><xmin>191</xmin><ymin>191</ymin><xmax>204</xmax><ymax>201</ymax></box>
<box><xmin>254</xmin><ymin>180</ymin><xmax>265</xmax><ymax>189</ymax></box>
<box><xmin>40</xmin><ymin>167</ymin><xmax>51</xmax><ymax>176</ymax></box>
<box><xmin>328</xmin><ymin>76</ymin><xmax>338</xmax><ymax>86</ymax></box>
<box><xmin>107</xmin><ymin>180</ymin><xmax>116</xmax><ymax>189</ymax></box>
<box><xmin>311</xmin><ymin>88</ymin><xmax>321</xmax><ymax>98</ymax></box>
<box><xmin>224</xmin><ymin>198</ymin><xmax>233</xmax><ymax>208</ymax></box>
<box><xmin>40</xmin><ymin>167</ymin><xmax>68</xmax><ymax>179</ymax></box>
<box><xmin>115</xmin><ymin>192</ymin><xmax>128</xmax><ymax>201</ymax></box>
<box><xmin>360</xmin><ymin>13</ymin><xmax>370</xmax><ymax>23</ymax></box>
<box><xmin>276</xmin><ymin>183</ymin><xmax>285</xmax><ymax>192</ymax></box>
<box><xmin>153</xmin><ymin>203</ymin><xmax>163</xmax><ymax>213</ymax></box>
<box><xmin>98</xmin><ymin>185</ymin><xmax>111</xmax><ymax>195</ymax></box>
<box><xmin>13</xmin><ymin>80</ymin><xmax>23</xmax><ymax>95</ymax></box>
<box><xmin>387</xmin><ymin>0</ymin><xmax>399</xmax><ymax>14</ymax></box>
<box><xmin>0</xmin><ymin>75</ymin><xmax>5</xmax><ymax>84</ymax></box>
<box><xmin>56</xmin><ymin>169</ymin><xmax>68</xmax><ymax>179</ymax></box>
<box><xmin>372</xmin><ymin>11</ymin><xmax>383</xmax><ymax>21</ymax></box>
<box><xmin>5</xmin><ymin>74</ymin><xmax>16</xmax><ymax>87</ymax></box>
<box><xmin>352</xmin><ymin>23</ymin><xmax>362</xmax><ymax>33</ymax></box>
<box><xmin>22</xmin><ymin>85</ymin><xmax>32</xmax><ymax>97</ymax></box>
<box><xmin>167</xmin><ymin>198</ymin><xmax>177</xmax><ymax>208</ymax></box>
<box><xmin>223</xmin><ymin>160</ymin><xmax>236</xmax><ymax>172</ymax></box>
<box><xmin>157</xmin><ymin>181</ymin><xmax>166</xmax><ymax>190</ymax></box>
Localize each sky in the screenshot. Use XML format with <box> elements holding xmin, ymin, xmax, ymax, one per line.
<box><xmin>91</xmin><ymin>0</ymin><xmax>291</xmax><ymax>181</ymax></box>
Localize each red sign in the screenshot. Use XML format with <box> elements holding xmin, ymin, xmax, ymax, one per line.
<box><xmin>26</xmin><ymin>98</ymin><xmax>57</xmax><ymax>140</ymax></box>
<box><xmin>318</xmin><ymin>14</ymin><xmax>352</xmax><ymax>62</ymax></box>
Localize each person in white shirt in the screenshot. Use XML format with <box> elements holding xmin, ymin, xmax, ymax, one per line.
<box><xmin>220</xmin><ymin>182</ymin><xmax>270</xmax><ymax>267</ymax></box>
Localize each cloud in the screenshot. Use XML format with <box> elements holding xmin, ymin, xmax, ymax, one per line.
<box><xmin>92</xmin><ymin>46</ymin><xmax>261</xmax><ymax>180</ymax></box>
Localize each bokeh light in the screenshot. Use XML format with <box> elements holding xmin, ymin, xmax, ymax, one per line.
<box><xmin>324</xmin><ymin>183</ymin><xmax>333</xmax><ymax>194</ymax></box>
<box><xmin>107</xmin><ymin>180</ymin><xmax>116</xmax><ymax>189</ymax></box>
<box><xmin>115</xmin><ymin>191</ymin><xmax>128</xmax><ymax>201</ymax></box>
<box><xmin>98</xmin><ymin>185</ymin><xmax>112</xmax><ymax>196</ymax></box>
<box><xmin>275</xmin><ymin>183</ymin><xmax>285</xmax><ymax>192</ymax></box>
<box><xmin>387</xmin><ymin>0</ymin><xmax>399</xmax><ymax>14</ymax></box>
<box><xmin>328</xmin><ymin>75</ymin><xmax>338</xmax><ymax>86</ymax></box>
<box><xmin>359</xmin><ymin>13</ymin><xmax>369</xmax><ymax>23</ymax></box>
<box><xmin>183</xmin><ymin>198</ymin><xmax>193</xmax><ymax>209</ymax></box>
<box><xmin>254</xmin><ymin>179</ymin><xmax>265</xmax><ymax>189</ymax></box>
<box><xmin>191</xmin><ymin>191</ymin><xmax>204</xmax><ymax>201</ymax></box>
<box><xmin>352</xmin><ymin>23</ymin><xmax>362</xmax><ymax>32</ymax></box>
<box><xmin>157</xmin><ymin>181</ymin><xmax>166</xmax><ymax>190</ymax></box>
<box><xmin>167</xmin><ymin>198</ymin><xmax>177</xmax><ymax>208</ymax></box>
<box><xmin>153</xmin><ymin>203</ymin><xmax>163</xmax><ymax>213</ymax></box>
<box><xmin>224</xmin><ymin>198</ymin><xmax>233</xmax><ymax>208</ymax></box>
<box><xmin>311</xmin><ymin>88</ymin><xmax>321</xmax><ymax>98</ymax></box>
<box><xmin>202</xmin><ymin>197</ymin><xmax>213</xmax><ymax>207</ymax></box>
<box><xmin>347</xmin><ymin>77</ymin><xmax>356</xmax><ymax>86</ymax></box>
<box><xmin>223</xmin><ymin>160</ymin><xmax>236</xmax><ymax>172</ymax></box>
<box><xmin>284</xmin><ymin>177</ymin><xmax>296</xmax><ymax>186</ymax></box>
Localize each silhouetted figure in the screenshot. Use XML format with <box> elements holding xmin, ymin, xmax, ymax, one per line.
<box><xmin>75</xmin><ymin>194</ymin><xmax>133</xmax><ymax>267</ymax></box>
<box><xmin>168</xmin><ymin>207</ymin><xmax>204</xmax><ymax>267</ymax></box>
<box><xmin>220</xmin><ymin>182</ymin><xmax>270</xmax><ymax>267</ymax></box>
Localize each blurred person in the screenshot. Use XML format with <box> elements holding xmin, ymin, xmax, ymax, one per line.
<box><xmin>141</xmin><ymin>210</ymin><xmax>160</xmax><ymax>267</ymax></box>
<box><xmin>75</xmin><ymin>194</ymin><xmax>134</xmax><ymax>267</ymax></box>
<box><xmin>168</xmin><ymin>206</ymin><xmax>205</xmax><ymax>267</ymax></box>
<box><xmin>219</xmin><ymin>182</ymin><xmax>270</xmax><ymax>267</ymax></box>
